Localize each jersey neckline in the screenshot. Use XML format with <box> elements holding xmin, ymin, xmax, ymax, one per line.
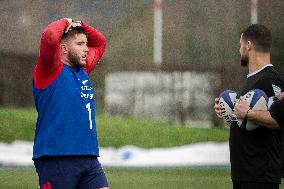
<box><xmin>247</xmin><ymin>64</ymin><xmax>273</xmax><ymax>78</ymax></box>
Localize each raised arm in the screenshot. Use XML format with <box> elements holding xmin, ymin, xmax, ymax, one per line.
<box><xmin>39</xmin><ymin>18</ymin><xmax>70</xmax><ymax>72</ymax></box>
<box><xmin>82</xmin><ymin>22</ymin><xmax>107</xmax><ymax>74</ymax></box>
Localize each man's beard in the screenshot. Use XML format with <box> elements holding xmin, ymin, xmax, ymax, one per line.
<box><xmin>240</xmin><ymin>54</ymin><xmax>249</xmax><ymax>67</ymax></box>
<box><xmin>68</xmin><ymin>50</ymin><xmax>82</xmax><ymax>67</ymax></box>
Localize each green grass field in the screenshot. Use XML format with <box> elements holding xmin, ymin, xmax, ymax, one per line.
<box><xmin>0</xmin><ymin>107</ymin><xmax>229</xmax><ymax>148</ymax></box>
<box><xmin>1</xmin><ymin>167</ymin><xmax>284</xmax><ymax>189</ymax></box>
<box><xmin>2</xmin><ymin>108</ymin><xmax>283</xmax><ymax>188</ymax></box>
<box><xmin>0</xmin><ymin>167</ymin><xmax>233</xmax><ymax>189</ymax></box>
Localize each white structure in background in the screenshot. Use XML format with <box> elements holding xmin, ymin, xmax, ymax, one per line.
<box><xmin>251</xmin><ymin>0</ymin><xmax>258</xmax><ymax>24</ymax></box>
<box><xmin>0</xmin><ymin>141</ymin><xmax>230</xmax><ymax>167</ymax></box>
<box><xmin>153</xmin><ymin>0</ymin><xmax>163</xmax><ymax>65</ymax></box>
<box><xmin>105</xmin><ymin>72</ymin><xmax>219</xmax><ymax>121</ymax></box>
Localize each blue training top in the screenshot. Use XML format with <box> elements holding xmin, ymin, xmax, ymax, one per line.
<box><xmin>32</xmin><ymin>65</ymin><xmax>99</xmax><ymax>159</ymax></box>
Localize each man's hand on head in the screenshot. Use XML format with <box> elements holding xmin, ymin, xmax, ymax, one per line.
<box><xmin>64</xmin><ymin>18</ymin><xmax>73</xmax><ymax>24</ymax></box>
<box><xmin>65</xmin><ymin>20</ymin><xmax>82</xmax><ymax>34</ymax></box>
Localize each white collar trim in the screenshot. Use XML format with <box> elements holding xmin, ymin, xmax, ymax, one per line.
<box><xmin>247</xmin><ymin>64</ymin><xmax>273</xmax><ymax>78</ymax></box>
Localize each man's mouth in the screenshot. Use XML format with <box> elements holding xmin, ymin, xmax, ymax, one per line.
<box><xmin>82</xmin><ymin>55</ymin><xmax>87</xmax><ymax>61</ymax></box>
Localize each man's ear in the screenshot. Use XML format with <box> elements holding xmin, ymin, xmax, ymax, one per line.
<box><xmin>60</xmin><ymin>43</ymin><xmax>68</xmax><ymax>54</ymax></box>
<box><xmin>246</xmin><ymin>40</ymin><xmax>253</xmax><ymax>51</ymax></box>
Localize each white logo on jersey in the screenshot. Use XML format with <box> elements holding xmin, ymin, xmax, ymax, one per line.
<box><xmin>81</xmin><ymin>92</ymin><xmax>94</xmax><ymax>99</ymax></box>
<box><xmin>80</xmin><ymin>79</ymin><xmax>93</xmax><ymax>99</ymax></box>
<box><xmin>272</xmin><ymin>84</ymin><xmax>281</xmax><ymax>95</ymax></box>
<box><xmin>82</xmin><ymin>80</ymin><xmax>88</xmax><ymax>85</ymax></box>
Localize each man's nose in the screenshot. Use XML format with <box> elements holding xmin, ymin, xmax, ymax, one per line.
<box><xmin>84</xmin><ymin>45</ymin><xmax>89</xmax><ymax>52</ymax></box>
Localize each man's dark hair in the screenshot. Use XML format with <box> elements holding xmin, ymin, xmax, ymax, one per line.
<box><xmin>242</xmin><ymin>24</ymin><xmax>272</xmax><ymax>53</ymax></box>
<box><xmin>61</xmin><ymin>26</ymin><xmax>87</xmax><ymax>43</ymax></box>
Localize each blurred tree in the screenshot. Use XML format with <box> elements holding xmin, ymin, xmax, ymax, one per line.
<box><xmin>0</xmin><ymin>0</ymin><xmax>283</xmax><ymax>113</ymax></box>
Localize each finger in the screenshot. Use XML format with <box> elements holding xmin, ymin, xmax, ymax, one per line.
<box><xmin>280</xmin><ymin>92</ymin><xmax>284</xmax><ymax>99</ymax></box>
<box><xmin>214</xmin><ymin>104</ymin><xmax>221</xmax><ymax>110</ymax></box>
<box><xmin>72</xmin><ymin>22</ymin><xmax>82</xmax><ymax>27</ymax></box>
<box><xmin>215</xmin><ymin>109</ymin><xmax>222</xmax><ymax>117</ymax></box>
<box><xmin>65</xmin><ymin>24</ymin><xmax>73</xmax><ymax>33</ymax></box>
<box><xmin>64</xmin><ymin>18</ymin><xmax>72</xmax><ymax>24</ymax></box>
<box><xmin>64</xmin><ymin>22</ymin><xmax>82</xmax><ymax>33</ymax></box>
<box><xmin>233</xmin><ymin>107</ymin><xmax>238</xmax><ymax>114</ymax></box>
<box><xmin>234</xmin><ymin>103</ymin><xmax>242</xmax><ymax>111</ymax></box>
<box><xmin>214</xmin><ymin>98</ymin><xmax>220</xmax><ymax>103</ymax></box>
<box><xmin>240</xmin><ymin>96</ymin><xmax>246</xmax><ymax>101</ymax></box>
<box><xmin>215</xmin><ymin>108</ymin><xmax>221</xmax><ymax>114</ymax></box>
<box><xmin>216</xmin><ymin>114</ymin><xmax>223</xmax><ymax>118</ymax></box>
<box><xmin>276</xmin><ymin>92</ymin><xmax>284</xmax><ymax>100</ymax></box>
<box><xmin>234</xmin><ymin>103</ymin><xmax>239</xmax><ymax>109</ymax></box>
<box><xmin>215</xmin><ymin>109</ymin><xmax>222</xmax><ymax>118</ymax></box>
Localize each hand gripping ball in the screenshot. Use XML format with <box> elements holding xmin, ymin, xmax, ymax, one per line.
<box><xmin>219</xmin><ymin>90</ymin><xmax>237</xmax><ymax>126</ymax></box>
<box><xmin>236</xmin><ymin>89</ymin><xmax>268</xmax><ymax>131</ymax></box>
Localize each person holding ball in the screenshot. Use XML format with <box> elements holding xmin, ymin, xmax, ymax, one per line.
<box><xmin>32</xmin><ymin>18</ymin><xmax>109</xmax><ymax>189</ymax></box>
<box><xmin>234</xmin><ymin>92</ymin><xmax>284</xmax><ymax>178</ymax></box>
<box><xmin>214</xmin><ymin>24</ymin><xmax>284</xmax><ymax>189</ymax></box>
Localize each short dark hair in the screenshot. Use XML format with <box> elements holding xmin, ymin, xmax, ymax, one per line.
<box><xmin>61</xmin><ymin>26</ymin><xmax>87</xmax><ymax>43</ymax></box>
<box><xmin>242</xmin><ymin>24</ymin><xmax>272</xmax><ymax>53</ymax></box>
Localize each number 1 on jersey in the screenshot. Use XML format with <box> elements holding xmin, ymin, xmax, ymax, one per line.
<box><xmin>86</xmin><ymin>103</ymin><xmax>93</xmax><ymax>129</ymax></box>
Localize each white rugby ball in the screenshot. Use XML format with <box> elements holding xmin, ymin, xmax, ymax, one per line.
<box><xmin>219</xmin><ymin>90</ymin><xmax>237</xmax><ymax>126</ymax></box>
<box><xmin>236</xmin><ymin>89</ymin><xmax>268</xmax><ymax>131</ymax></box>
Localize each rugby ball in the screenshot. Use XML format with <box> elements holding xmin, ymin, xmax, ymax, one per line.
<box><xmin>219</xmin><ymin>90</ymin><xmax>237</xmax><ymax>126</ymax></box>
<box><xmin>236</xmin><ymin>89</ymin><xmax>268</xmax><ymax>131</ymax></box>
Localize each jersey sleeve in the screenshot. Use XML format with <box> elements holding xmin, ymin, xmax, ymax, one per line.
<box><xmin>82</xmin><ymin>22</ymin><xmax>107</xmax><ymax>74</ymax></box>
<box><xmin>39</xmin><ymin>18</ymin><xmax>69</xmax><ymax>71</ymax></box>
<box><xmin>257</xmin><ymin>77</ymin><xmax>284</xmax><ymax>97</ymax></box>
<box><xmin>33</xmin><ymin>19</ymin><xmax>69</xmax><ymax>89</ymax></box>
<box><xmin>269</xmin><ymin>99</ymin><xmax>284</xmax><ymax>127</ymax></box>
